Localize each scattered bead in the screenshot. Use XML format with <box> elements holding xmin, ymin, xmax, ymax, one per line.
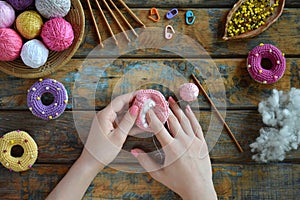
<box><xmin>3</xmin><ymin>150</ymin><xmax>7</xmax><ymax>153</ymax></box>
<box><xmin>29</xmin><ymin>107</ymin><xmax>33</xmax><ymax>111</ymax></box>
<box><xmin>24</xmin><ymin>139</ymin><xmax>28</xmax><ymax>143</ymax></box>
<box><xmin>18</xmin><ymin>161</ymin><xmax>21</xmax><ymax>164</ymax></box>
<box><xmin>274</xmin><ymin>75</ymin><xmax>278</xmax><ymax>79</ymax></box>
<box><xmin>263</xmin><ymin>81</ymin><xmax>267</xmax><ymax>84</ymax></box>
<box><xmin>259</xmin><ymin>70</ymin><xmax>263</xmax><ymax>74</ymax></box>
<box><xmin>248</xmin><ymin>64</ymin><xmax>251</xmax><ymax>68</ymax></box>
<box><xmin>48</xmin><ymin>116</ymin><xmax>53</xmax><ymax>119</ymax></box>
<box><xmin>259</xmin><ymin>43</ymin><xmax>264</xmax><ymax>46</ymax></box>
<box><xmin>10</xmin><ymin>140</ymin><xmax>14</xmax><ymax>145</ymax></box>
<box><xmin>277</xmin><ymin>60</ymin><xmax>280</xmax><ymax>64</ymax></box>
<box><xmin>32</xmin><ymin>87</ymin><xmax>36</xmax><ymax>91</ymax></box>
<box><xmin>46</xmin><ymin>87</ymin><xmax>49</xmax><ymax>90</ymax></box>
<box><xmin>269</xmin><ymin>49</ymin><xmax>273</xmax><ymax>53</ymax></box>
<box><xmin>282</xmin><ymin>53</ymin><xmax>285</xmax><ymax>57</ymax></box>
<box><xmin>42</xmin><ymin>111</ymin><xmax>45</xmax><ymax>114</ymax></box>
<box><xmin>57</xmin><ymin>88</ymin><xmax>61</xmax><ymax>91</ymax></box>
<box><xmin>54</xmin><ymin>103</ymin><xmax>58</xmax><ymax>106</ymax></box>
<box><xmin>39</xmin><ymin>78</ymin><xmax>43</xmax><ymax>82</ymax></box>
<box><xmin>64</xmin><ymin>100</ymin><xmax>68</xmax><ymax>104</ymax></box>
<box><xmin>255</xmin><ymin>53</ymin><xmax>259</xmax><ymax>57</ymax></box>
<box><xmin>55</xmin><ymin>113</ymin><xmax>59</xmax><ymax>116</ymax></box>
<box><xmin>28</xmin><ymin>165</ymin><xmax>32</xmax><ymax>168</ymax></box>
<box><xmin>16</xmin><ymin>130</ymin><xmax>20</xmax><ymax>133</ymax></box>
<box><xmin>53</xmin><ymin>80</ymin><xmax>57</xmax><ymax>83</ymax></box>
<box><xmin>37</xmin><ymin>97</ymin><xmax>41</xmax><ymax>100</ymax></box>
<box><xmin>6</xmin><ymin>162</ymin><xmax>9</xmax><ymax>167</ymax></box>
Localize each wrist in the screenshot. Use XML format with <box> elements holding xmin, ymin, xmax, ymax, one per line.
<box><xmin>78</xmin><ymin>149</ymin><xmax>105</xmax><ymax>174</ymax></box>
<box><xmin>180</xmin><ymin>181</ymin><xmax>217</xmax><ymax>200</ymax></box>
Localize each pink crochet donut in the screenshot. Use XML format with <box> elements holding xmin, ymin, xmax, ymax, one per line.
<box><xmin>179</xmin><ymin>83</ymin><xmax>199</xmax><ymax>102</ymax></box>
<box><xmin>247</xmin><ymin>43</ymin><xmax>286</xmax><ymax>84</ymax></box>
<box><xmin>132</xmin><ymin>89</ymin><xmax>169</xmax><ymax>132</ymax></box>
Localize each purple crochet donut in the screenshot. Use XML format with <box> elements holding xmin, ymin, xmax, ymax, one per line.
<box><xmin>247</xmin><ymin>43</ymin><xmax>286</xmax><ymax>84</ymax></box>
<box><xmin>27</xmin><ymin>78</ymin><xmax>68</xmax><ymax>120</ymax></box>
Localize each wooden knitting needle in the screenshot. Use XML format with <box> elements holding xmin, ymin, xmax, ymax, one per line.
<box><xmin>86</xmin><ymin>0</ymin><xmax>104</xmax><ymax>48</ymax></box>
<box><xmin>101</xmin><ymin>0</ymin><xmax>131</xmax><ymax>42</ymax></box>
<box><xmin>95</xmin><ymin>0</ymin><xmax>118</xmax><ymax>45</ymax></box>
<box><xmin>191</xmin><ymin>74</ymin><xmax>244</xmax><ymax>152</ymax></box>
<box><xmin>116</xmin><ymin>0</ymin><xmax>146</xmax><ymax>28</ymax></box>
<box><xmin>108</xmin><ymin>0</ymin><xmax>139</xmax><ymax>37</ymax></box>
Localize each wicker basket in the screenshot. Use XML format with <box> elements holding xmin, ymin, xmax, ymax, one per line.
<box><xmin>0</xmin><ymin>0</ymin><xmax>85</xmax><ymax>78</ymax></box>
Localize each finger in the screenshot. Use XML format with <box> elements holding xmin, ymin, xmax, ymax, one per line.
<box><xmin>185</xmin><ymin>105</ymin><xmax>204</xmax><ymax>139</ymax></box>
<box><xmin>147</xmin><ymin>109</ymin><xmax>174</xmax><ymax>146</ymax></box>
<box><xmin>168</xmin><ymin>97</ymin><xmax>194</xmax><ymax>136</ymax></box>
<box><xmin>104</xmin><ymin>92</ymin><xmax>135</xmax><ymax>114</ymax></box>
<box><xmin>111</xmin><ymin>105</ymin><xmax>138</xmax><ymax>143</ymax></box>
<box><xmin>167</xmin><ymin>109</ymin><xmax>184</xmax><ymax>138</ymax></box>
<box><xmin>131</xmin><ymin>148</ymin><xmax>163</xmax><ymax>176</ymax></box>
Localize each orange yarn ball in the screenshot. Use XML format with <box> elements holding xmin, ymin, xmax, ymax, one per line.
<box><xmin>16</xmin><ymin>10</ymin><xmax>43</xmax><ymax>39</ymax></box>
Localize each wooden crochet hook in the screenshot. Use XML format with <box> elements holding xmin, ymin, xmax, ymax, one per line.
<box><xmin>116</xmin><ymin>0</ymin><xmax>146</xmax><ymax>28</ymax></box>
<box><xmin>101</xmin><ymin>0</ymin><xmax>131</xmax><ymax>42</ymax></box>
<box><xmin>86</xmin><ymin>0</ymin><xmax>104</xmax><ymax>48</ymax></box>
<box><xmin>94</xmin><ymin>0</ymin><xmax>118</xmax><ymax>45</ymax></box>
<box><xmin>108</xmin><ymin>0</ymin><xmax>139</xmax><ymax>37</ymax></box>
<box><xmin>191</xmin><ymin>74</ymin><xmax>244</xmax><ymax>152</ymax></box>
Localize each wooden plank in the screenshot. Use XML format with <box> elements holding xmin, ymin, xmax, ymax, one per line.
<box><xmin>120</xmin><ymin>0</ymin><xmax>300</xmax><ymax>8</ymax></box>
<box><xmin>0</xmin><ymin>163</ymin><xmax>299</xmax><ymax>199</ymax></box>
<box><xmin>83</xmin><ymin>0</ymin><xmax>300</xmax><ymax>9</ymax></box>
<box><xmin>0</xmin><ymin>110</ymin><xmax>299</xmax><ymax>164</ymax></box>
<box><xmin>75</xmin><ymin>8</ymin><xmax>300</xmax><ymax>58</ymax></box>
<box><xmin>0</xmin><ymin>58</ymin><xmax>297</xmax><ymax>110</ymax></box>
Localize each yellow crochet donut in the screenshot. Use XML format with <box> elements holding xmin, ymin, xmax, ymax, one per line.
<box><xmin>0</xmin><ymin>130</ymin><xmax>38</xmax><ymax>172</ymax></box>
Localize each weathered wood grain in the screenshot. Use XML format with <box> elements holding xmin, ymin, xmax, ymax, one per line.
<box><xmin>0</xmin><ymin>58</ymin><xmax>298</xmax><ymax>110</ymax></box>
<box><xmin>0</xmin><ymin>110</ymin><xmax>299</xmax><ymax>164</ymax></box>
<box><xmin>74</xmin><ymin>8</ymin><xmax>300</xmax><ymax>58</ymax></box>
<box><xmin>121</xmin><ymin>0</ymin><xmax>300</xmax><ymax>8</ymax></box>
<box><xmin>0</xmin><ymin>163</ymin><xmax>299</xmax><ymax>199</ymax></box>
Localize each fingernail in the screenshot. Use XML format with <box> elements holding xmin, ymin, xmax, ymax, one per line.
<box><xmin>186</xmin><ymin>105</ymin><xmax>192</xmax><ymax>113</ymax></box>
<box><xmin>129</xmin><ymin>105</ymin><xmax>139</xmax><ymax>116</ymax></box>
<box><xmin>131</xmin><ymin>149</ymin><xmax>139</xmax><ymax>157</ymax></box>
<box><xmin>168</xmin><ymin>96</ymin><xmax>176</xmax><ymax>104</ymax></box>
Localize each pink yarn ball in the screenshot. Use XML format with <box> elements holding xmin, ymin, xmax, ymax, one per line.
<box><xmin>179</xmin><ymin>83</ymin><xmax>199</xmax><ymax>102</ymax></box>
<box><xmin>0</xmin><ymin>1</ymin><xmax>15</xmax><ymax>28</ymax></box>
<box><xmin>0</xmin><ymin>28</ymin><xmax>23</xmax><ymax>61</ymax></box>
<box><xmin>41</xmin><ymin>18</ymin><xmax>74</xmax><ymax>52</ymax></box>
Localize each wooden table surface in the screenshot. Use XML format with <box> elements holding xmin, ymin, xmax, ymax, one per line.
<box><xmin>1</xmin><ymin>0</ymin><xmax>300</xmax><ymax>199</ymax></box>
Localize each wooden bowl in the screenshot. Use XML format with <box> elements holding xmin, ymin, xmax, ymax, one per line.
<box><xmin>223</xmin><ymin>0</ymin><xmax>285</xmax><ymax>40</ymax></box>
<box><xmin>0</xmin><ymin>0</ymin><xmax>85</xmax><ymax>78</ymax></box>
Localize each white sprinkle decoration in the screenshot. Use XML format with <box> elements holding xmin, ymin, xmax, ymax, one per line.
<box><xmin>27</xmin><ymin>90</ymin><xmax>30</xmax><ymax>93</ymax></box>
<box><xmin>255</xmin><ymin>53</ymin><xmax>259</xmax><ymax>57</ymax></box>
<box><xmin>274</xmin><ymin>75</ymin><xmax>278</xmax><ymax>79</ymax></box>
<box><xmin>248</xmin><ymin>64</ymin><xmax>251</xmax><ymax>68</ymax></box>
<box><xmin>54</xmin><ymin>103</ymin><xmax>58</xmax><ymax>106</ymax></box>
<box><xmin>53</xmin><ymin>80</ymin><xmax>57</xmax><ymax>83</ymax></box>
<box><xmin>57</xmin><ymin>88</ymin><xmax>61</xmax><ymax>91</ymax></box>
<box><xmin>32</xmin><ymin>88</ymin><xmax>36</xmax><ymax>91</ymax></box>
<box><xmin>46</xmin><ymin>87</ymin><xmax>49</xmax><ymax>90</ymax></box>
<box><xmin>42</xmin><ymin>111</ymin><xmax>45</xmax><ymax>114</ymax></box>
<box><xmin>269</xmin><ymin>49</ymin><xmax>273</xmax><ymax>53</ymax></box>
<box><xmin>277</xmin><ymin>60</ymin><xmax>280</xmax><ymax>64</ymax></box>
<box><xmin>6</xmin><ymin>162</ymin><xmax>9</xmax><ymax>167</ymax></box>
<box><xmin>263</xmin><ymin>81</ymin><xmax>267</xmax><ymax>84</ymax></box>
<box><xmin>29</xmin><ymin>107</ymin><xmax>32</xmax><ymax>111</ymax></box>
<box><xmin>31</xmin><ymin>155</ymin><xmax>34</xmax><ymax>158</ymax></box>
<box><xmin>56</xmin><ymin>113</ymin><xmax>59</xmax><ymax>116</ymax></box>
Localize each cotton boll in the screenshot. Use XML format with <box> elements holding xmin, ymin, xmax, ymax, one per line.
<box><xmin>251</xmin><ymin>88</ymin><xmax>300</xmax><ymax>162</ymax></box>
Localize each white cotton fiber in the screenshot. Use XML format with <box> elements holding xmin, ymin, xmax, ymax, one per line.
<box><xmin>250</xmin><ymin>88</ymin><xmax>300</xmax><ymax>162</ymax></box>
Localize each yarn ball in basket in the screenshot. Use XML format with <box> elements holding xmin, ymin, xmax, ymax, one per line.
<box><xmin>41</xmin><ymin>18</ymin><xmax>74</xmax><ymax>52</ymax></box>
<box><xmin>6</xmin><ymin>0</ymin><xmax>34</xmax><ymax>11</ymax></box>
<box><xmin>0</xmin><ymin>1</ymin><xmax>15</xmax><ymax>28</ymax></box>
<box><xmin>16</xmin><ymin>10</ymin><xmax>43</xmax><ymax>39</ymax></box>
<box><xmin>21</xmin><ymin>39</ymin><xmax>49</xmax><ymax>68</ymax></box>
<box><xmin>35</xmin><ymin>0</ymin><xmax>71</xmax><ymax>19</ymax></box>
<box><xmin>0</xmin><ymin>28</ymin><xmax>23</xmax><ymax>61</ymax></box>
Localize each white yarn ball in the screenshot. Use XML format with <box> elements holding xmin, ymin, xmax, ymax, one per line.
<box><xmin>21</xmin><ymin>39</ymin><xmax>49</xmax><ymax>68</ymax></box>
<box><xmin>35</xmin><ymin>0</ymin><xmax>71</xmax><ymax>19</ymax></box>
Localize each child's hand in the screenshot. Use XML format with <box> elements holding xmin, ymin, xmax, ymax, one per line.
<box><xmin>82</xmin><ymin>92</ymin><xmax>139</xmax><ymax>170</ymax></box>
<box><xmin>131</xmin><ymin>97</ymin><xmax>217</xmax><ymax>200</ymax></box>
